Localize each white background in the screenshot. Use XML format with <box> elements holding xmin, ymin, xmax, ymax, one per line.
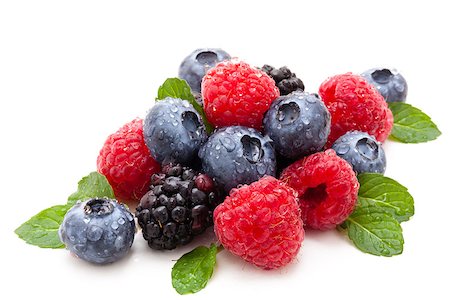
<box><xmin>1</xmin><ymin>1</ymin><xmax>449</xmax><ymax>299</ymax></box>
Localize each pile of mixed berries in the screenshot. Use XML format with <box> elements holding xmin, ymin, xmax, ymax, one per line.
<box><xmin>58</xmin><ymin>48</ymin><xmax>408</xmax><ymax>269</ymax></box>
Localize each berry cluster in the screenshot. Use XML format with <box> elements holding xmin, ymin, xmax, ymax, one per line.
<box><xmin>60</xmin><ymin>48</ymin><xmax>406</xmax><ymax>269</ymax></box>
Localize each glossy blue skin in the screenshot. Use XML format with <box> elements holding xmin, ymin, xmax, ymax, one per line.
<box><xmin>263</xmin><ymin>92</ymin><xmax>331</xmax><ymax>160</ymax></box>
<box><xmin>143</xmin><ymin>97</ymin><xmax>207</xmax><ymax>165</ymax></box>
<box><xmin>178</xmin><ymin>48</ymin><xmax>231</xmax><ymax>93</ymax></box>
<box><xmin>361</xmin><ymin>68</ymin><xmax>408</xmax><ymax>102</ymax></box>
<box><xmin>59</xmin><ymin>198</ymin><xmax>135</xmax><ymax>264</ymax></box>
<box><xmin>332</xmin><ymin>131</ymin><xmax>386</xmax><ymax>174</ymax></box>
<box><xmin>199</xmin><ymin>126</ymin><xmax>276</xmax><ymax>192</ymax></box>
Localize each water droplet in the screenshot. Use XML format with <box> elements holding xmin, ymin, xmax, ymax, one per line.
<box><xmin>83</xmin><ymin>217</ymin><xmax>90</xmax><ymax>224</ymax></box>
<box><xmin>276</xmin><ymin>124</ymin><xmax>282</xmax><ymax>130</ymax></box>
<box><xmin>169</xmin><ymin>113</ymin><xmax>175</xmax><ymax>118</ymax></box>
<box><xmin>235</xmin><ymin>162</ymin><xmax>246</xmax><ymax>174</ymax></box>
<box><xmin>118</xmin><ymin>218</ymin><xmax>125</xmax><ymax>225</ymax></box>
<box><xmin>111</xmin><ymin>221</ymin><xmax>119</xmax><ymax>230</ymax></box>
<box><xmin>157</xmin><ymin>131</ymin><xmax>164</xmax><ymax>140</ymax></box>
<box><xmin>256</xmin><ymin>163</ymin><xmax>267</xmax><ymax>175</ymax></box>
<box><xmin>171</xmin><ymin>119</ymin><xmax>178</xmax><ymax>126</ymax></box>
<box><xmin>87</xmin><ymin>225</ymin><xmax>103</xmax><ymax>241</ymax></box>
<box><xmin>306</xmin><ymin>96</ymin><xmax>316</xmax><ymax>103</ymax></box>
<box><xmin>305</xmin><ymin>130</ymin><xmax>313</xmax><ymax>139</ymax></box>
<box><xmin>69</xmin><ymin>235</ymin><xmax>75</xmax><ymax>242</ymax></box>
<box><xmin>302</xmin><ymin>117</ymin><xmax>311</xmax><ymax>125</ymax></box>
<box><xmin>170</xmin><ymin>106</ymin><xmax>178</xmax><ymax>113</ymax></box>
<box><xmin>220</xmin><ymin>137</ymin><xmax>236</xmax><ymax>152</ymax></box>
<box><xmin>335</xmin><ymin>144</ymin><xmax>350</xmax><ymax>154</ymax></box>
<box><xmin>126</xmin><ymin>212</ymin><xmax>134</xmax><ymax>222</ymax></box>
<box><xmin>215</xmin><ymin>144</ymin><xmax>221</xmax><ymax>150</ymax></box>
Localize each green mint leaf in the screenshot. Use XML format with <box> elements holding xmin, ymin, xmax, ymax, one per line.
<box><xmin>389</xmin><ymin>102</ymin><xmax>441</xmax><ymax>143</ymax></box>
<box><xmin>344</xmin><ymin>206</ymin><xmax>404</xmax><ymax>256</ymax></box>
<box><xmin>67</xmin><ymin>172</ymin><xmax>114</xmax><ymax>206</ymax></box>
<box><xmin>357</xmin><ymin>173</ymin><xmax>414</xmax><ymax>222</ymax></box>
<box><xmin>14</xmin><ymin>205</ymin><xmax>69</xmax><ymax>248</ymax></box>
<box><xmin>172</xmin><ymin>244</ymin><xmax>218</xmax><ymax>295</ymax></box>
<box><xmin>156</xmin><ymin>78</ymin><xmax>214</xmax><ymax>134</ymax></box>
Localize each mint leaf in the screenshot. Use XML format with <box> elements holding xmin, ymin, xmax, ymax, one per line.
<box><xmin>357</xmin><ymin>173</ymin><xmax>414</xmax><ymax>222</ymax></box>
<box><xmin>16</xmin><ymin>171</ymin><xmax>114</xmax><ymax>249</ymax></box>
<box><xmin>67</xmin><ymin>172</ymin><xmax>114</xmax><ymax>206</ymax></box>
<box><xmin>389</xmin><ymin>102</ymin><xmax>441</xmax><ymax>143</ymax></box>
<box><xmin>156</xmin><ymin>78</ymin><xmax>214</xmax><ymax>134</ymax></box>
<box><xmin>14</xmin><ymin>205</ymin><xmax>69</xmax><ymax>248</ymax></box>
<box><xmin>172</xmin><ymin>244</ymin><xmax>218</xmax><ymax>295</ymax></box>
<box><xmin>344</xmin><ymin>206</ymin><xmax>404</xmax><ymax>256</ymax></box>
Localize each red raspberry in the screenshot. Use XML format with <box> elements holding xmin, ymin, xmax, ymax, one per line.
<box><xmin>214</xmin><ymin>176</ymin><xmax>304</xmax><ymax>270</ymax></box>
<box><xmin>202</xmin><ymin>60</ymin><xmax>280</xmax><ymax>130</ymax></box>
<box><xmin>280</xmin><ymin>150</ymin><xmax>359</xmax><ymax>230</ymax></box>
<box><xmin>97</xmin><ymin>118</ymin><xmax>161</xmax><ymax>203</ymax></box>
<box><xmin>319</xmin><ymin>73</ymin><xmax>393</xmax><ymax>146</ymax></box>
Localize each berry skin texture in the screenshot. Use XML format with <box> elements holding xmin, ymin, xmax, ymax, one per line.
<box><xmin>199</xmin><ymin>126</ymin><xmax>276</xmax><ymax>193</ymax></box>
<box><xmin>281</xmin><ymin>150</ymin><xmax>359</xmax><ymax>230</ymax></box>
<box><xmin>361</xmin><ymin>68</ymin><xmax>408</xmax><ymax>103</ymax></box>
<box><xmin>332</xmin><ymin>131</ymin><xmax>386</xmax><ymax>174</ymax></box>
<box><xmin>178</xmin><ymin>48</ymin><xmax>231</xmax><ymax>93</ymax></box>
<box><xmin>59</xmin><ymin>198</ymin><xmax>135</xmax><ymax>264</ymax></box>
<box><xmin>143</xmin><ymin>97</ymin><xmax>207</xmax><ymax>166</ymax></box>
<box><xmin>202</xmin><ymin>60</ymin><xmax>280</xmax><ymax>130</ymax></box>
<box><xmin>214</xmin><ymin>176</ymin><xmax>304</xmax><ymax>270</ymax></box>
<box><xmin>263</xmin><ymin>91</ymin><xmax>331</xmax><ymax>160</ymax></box>
<box><xmin>319</xmin><ymin>73</ymin><xmax>393</xmax><ymax>146</ymax></box>
<box><xmin>261</xmin><ymin>65</ymin><xmax>305</xmax><ymax>95</ymax></box>
<box><xmin>135</xmin><ymin>164</ymin><xmax>222</xmax><ymax>250</ymax></box>
<box><xmin>97</xmin><ymin>118</ymin><xmax>161</xmax><ymax>203</ymax></box>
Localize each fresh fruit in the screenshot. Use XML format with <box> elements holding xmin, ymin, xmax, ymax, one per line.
<box><xmin>332</xmin><ymin>131</ymin><xmax>386</xmax><ymax>174</ymax></box>
<box><xmin>135</xmin><ymin>163</ymin><xmax>222</xmax><ymax>250</ymax></box>
<box><xmin>281</xmin><ymin>150</ymin><xmax>359</xmax><ymax>230</ymax></box>
<box><xmin>143</xmin><ymin>97</ymin><xmax>207</xmax><ymax>166</ymax></box>
<box><xmin>214</xmin><ymin>176</ymin><xmax>304</xmax><ymax>270</ymax></box>
<box><xmin>199</xmin><ymin>126</ymin><xmax>276</xmax><ymax>192</ymax></box>
<box><xmin>179</xmin><ymin>48</ymin><xmax>231</xmax><ymax>93</ymax></box>
<box><xmin>59</xmin><ymin>198</ymin><xmax>135</xmax><ymax>264</ymax></box>
<box><xmin>319</xmin><ymin>73</ymin><xmax>393</xmax><ymax>146</ymax></box>
<box><xmin>263</xmin><ymin>91</ymin><xmax>330</xmax><ymax>159</ymax></box>
<box><xmin>361</xmin><ymin>68</ymin><xmax>408</xmax><ymax>102</ymax></box>
<box><xmin>97</xmin><ymin>118</ymin><xmax>161</xmax><ymax>203</ymax></box>
<box><xmin>261</xmin><ymin>64</ymin><xmax>305</xmax><ymax>95</ymax></box>
<box><xmin>202</xmin><ymin>60</ymin><xmax>280</xmax><ymax>129</ymax></box>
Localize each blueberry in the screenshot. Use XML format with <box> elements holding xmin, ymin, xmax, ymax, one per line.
<box><xmin>331</xmin><ymin>131</ymin><xmax>386</xmax><ymax>174</ymax></box>
<box><xmin>58</xmin><ymin>198</ymin><xmax>135</xmax><ymax>264</ymax></box>
<box><xmin>361</xmin><ymin>68</ymin><xmax>408</xmax><ymax>102</ymax></box>
<box><xmin>143</xmin><ymin>97</ymin><xmax>207</xmax><ymax>165</ymax></box>
<box><xmin>178</xmin><ymin>48</ymin><xmax>231</xmax><ymax>93</ymax></box>
<box><xmin>263</xmin><ymin>92</ymin><xmax>331</xmax><ymax>160</ymax></box>
<box><xmin>199</xmin><ymin>126</ymin><xmax>276</xmax><ymax>192</ymax></box>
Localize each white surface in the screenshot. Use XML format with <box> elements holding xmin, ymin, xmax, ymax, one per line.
<box><xmin>1</xmin><ymin>1</ymin><xmax>449</xmax><ymax>299</ymax></box>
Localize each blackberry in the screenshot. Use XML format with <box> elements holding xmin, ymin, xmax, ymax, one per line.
<box><xmin>135</xmin><ymin>163</ymin><xmax>222</xmax><ymax>250</ymax></box>
<box><xmin>261</xmin><ymin>65</ymin><xmax>305</xmax><ymax>95</ymax></box>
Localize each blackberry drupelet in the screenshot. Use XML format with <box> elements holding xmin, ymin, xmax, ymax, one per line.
<box><xmin>135</xmin><ymin>163</ymin><xmax>222</xmax><ymax>250</ymax></box>
<box><xmin>261</xmin><ymin>65</ymin><xmax>305</xmax><ymax>95</ymax></box>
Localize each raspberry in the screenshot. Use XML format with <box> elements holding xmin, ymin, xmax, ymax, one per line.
<box><xmin>214</xmin><ymin>176</ymin><xmax>304</xmax><ymax>270</ymax></box>
<box><xmin>97</xmin><ymin>118</ymin><xmax>161</xmax><ymax>203</ymax></box>
<box><xmin>319</xmin><ymin>73</ymin><xmax>393</xmax><ymax>146</ymax></box>
<box><xmin>280</xmin><ymin>150</ymin><xmax>359</xmax><ymax>230</ymax></box>
<box><xmin>136</xmin><ymin>163</ymin><xmax>223</xmax><ymax>250</ymax></box>
<box><xmin>202</xmin><ymin>60</ymin><xmax>280</xmax><ymax>130</ymax></box>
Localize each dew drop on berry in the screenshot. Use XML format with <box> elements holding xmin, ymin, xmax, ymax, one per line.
<box><xmin>118</xmin><ymin>218</ymin><xmax>125</xmax><ymax>225</ymax></box>
<box><xmin>335</xmin><ymin>144</ymin><xmax>350</xmax><ymax>155</ymax></box>
<box><xmin>111</xmin><ymin>221</ymin><xmax>119</xmax><ymax>230</ymax></box>
<box><xmin>87</xmin><ymin>225</ymin><xmax>103</xmax><ymax>242</ymax></box>
<box><xmin>256</xmin><ymin>163</ymin><xmax>267</xmax><ymax>175</ymax></box>
<box><xmin>170</xmin><ymin>105</ymin><xmax>178</xmax><ymax>113</ymax></box>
